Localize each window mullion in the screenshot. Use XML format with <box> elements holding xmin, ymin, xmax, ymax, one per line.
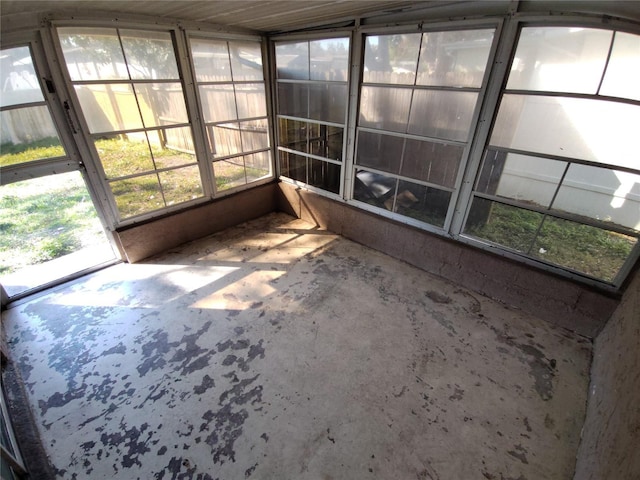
<box><xmin>176</xmin><ymin>29</ymin><xmax>216</xmax><ymax>198</ymax></box>
<box><xmin>449</xmin><ymin>17</ymin><xmax>518</xmax><ymax>237</ymax></box>
<box><xmin>342</xmin><ymin>29</ymin><xmax>363</xmax><ymax>201</ymax></box>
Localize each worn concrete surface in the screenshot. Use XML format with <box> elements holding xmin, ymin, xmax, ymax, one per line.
<box><xmin>2</xmin><ymin>213</ymin><xmax>592</xmax><ymax>479</ymax></box>
<box><xmin>574</xmin><ymin>267</ymin><xmax>640</xmax><ymax>480</ymax></box>
<box><xmin>277</xmin><ymin>182</ymin><xmax>619</xmax><ymax>338</ymax></box>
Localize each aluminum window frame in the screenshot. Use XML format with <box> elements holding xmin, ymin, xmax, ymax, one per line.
<box><xmin>272</xmin><ymin>31</ymin><xmax>353</xmax><ymax>199</ymax></box>
<box><xmin>51</xmin><ymin>22</ymin><xmax>211</xmax><ymax>224</ymax></box>
<box><xmin>0</xmin><ymin>30</ymin><xmax>82</xmax><ymax>186</ymax></box>
<box><xmin>186</xmin><ymin>32</ymin><xmax>275</xmax><ymax>198</ymax></box>
<box><xmin>455</xmin><ymin>16</ymin><xmax>640</xmax><ymax>290</ymax></box>
<box><xmin>350</xmin><ymin>20</ymin><xmax>503</xmax><ymax>233</ymax></box>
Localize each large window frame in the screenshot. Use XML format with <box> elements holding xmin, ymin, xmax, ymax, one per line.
<box><xmin>272</xmin><ymin>15</ymin><xmax>639</xmax><ymax>291</ymax></box>
<box><xmin>350</xmin><ymin>21</ymin><xmax>501</xmax><ymax>232</ymax></box>
<box><xmin>455</xmin><ymin>17</ymin><xmax>640</xmax><ymax>289</ymax></box>
<box><xmin>187</xmin><ymin>32</ymin><xmax>274</xmax><ymax>197</ymax></box>
<box><xmin>2</xmin><ymin>10</ymin><xmax>637</xmax><ymax>291</ymax></box>
<box><xmin>273</xmin><ymin>32</ymin><xmax>352</xmax><ymax>198</ymax></box>
<box><xmin>52</xmin><ymin>22</ymin><xmax>209</xmax><ymax>223</ymax></box>
<box><xmin>49</xmin><ymin>19</ymin><xmax>276</xmax><ymax>228</ymax></box>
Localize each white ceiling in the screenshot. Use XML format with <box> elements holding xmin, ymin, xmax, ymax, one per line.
<box><xmin>0</xmin><ymin>1</ymin><xmax>638</xmax><ymax>35</ymax></box>
<box><xmin>0</xmin><ymin>0</ymin><xmax>443</xmax><ymax>33</ymax></box>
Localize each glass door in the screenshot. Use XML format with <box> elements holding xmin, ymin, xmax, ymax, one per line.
<box><xmin>0</xmin><ymin>35</ymin><xmax>118</xmax><ymax>303</ymax></box>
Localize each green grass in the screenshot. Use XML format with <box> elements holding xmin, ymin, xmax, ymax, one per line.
<box><xmin>0</xmin><ymin>173</ymin><xmax>106</xmax><ymax>274</ymax></box>
<box><xmin>0</xmin><ymin>137</ymin><xmax>66</xmax><ymax>166</ymax></box>
<box><xmin>466</xmin><ymin>201</ymin><xmax>636</xmax><ymax>282</ymax></box>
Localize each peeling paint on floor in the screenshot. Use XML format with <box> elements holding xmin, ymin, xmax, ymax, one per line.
<box><xmin>2</xmin><ymin>213</ymin><xmax>592</xmax><ymax>479</ymax></box>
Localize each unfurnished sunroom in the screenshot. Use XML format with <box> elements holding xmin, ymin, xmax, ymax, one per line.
<box><xmin>0</xmin><ymin>1</ymin><xmax>639</xmax><ymax>479</ymax></box>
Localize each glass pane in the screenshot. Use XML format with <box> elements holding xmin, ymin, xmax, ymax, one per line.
<box><xmin>356</xmin><ymin>130</ymin><xmax>403</xmax><ymax>174</ymax></box>
<box><xmin>531</xmin><ymin>216</ymin><xmax>636</xmax><ymax>282</ymax></box>
<box><xmin>552</xmin><ymin>164</ymin><xmax>640</xmax><ymax>231</ymax></box>
<box><xmin>74</xmin><ymin>84</ymin><xmax>143</xmax><ymax>133</ymax></box>
<box><xmin>240</xmin><ymin>119</ymin><xmax>269</xmax><ymax>152</ymax></box>
<box><xmin>464</xmin><ymin>198</ymin><xmax>544</xmax><ymax>253</ymax></box>
<box><xmin>279</xmin><ymin>150</ymin><xmax>306</xmax><ymax>182</ymax></box>
<box><xmin>417</xmin><ymin>29</ymin><xmax>494</xmax><ymax>87</ymax></box>
<box><xmin>120</xmin><ymin>29</ymin><xmax>179</xmax><ymax>80</ymax></box>
<box><xmin>363</xmin><ymin>34</ymin><xmax>421</xmax><ymax>84</ymax></box>
<box><xmin>401</xmin><ymin>139</ymin><xmax>463</xmax><ymax>188</ymax></box>
<box><xmin>199</xmin><ymin>84</ymin><xmax>236</xmax><ymax>123</ymax></box>
<box><xmin>0</xmin><ymin>107</ymin><xmax>65</xmax><ymax>167</ymax></box>
<box><xmin>278</xmin><ymin>82</ymin><xmax>307</xmax><ymax>118</ymax></box>
<box><xmin>309</xmin><ymin>125</ymin><xmax>343</xmax><ymax>161</ymax></box>
<box><xmin>111</xmin><ymin>174</ymin><xmax>163</xmax><ymax>218</ymax></box>
<box><xmin>359</xmin><ymin>86</ymin><xmax>412</xmax><ymax>132</ymax></box>
<box><xmin>393</xmin><ymin>181</ymin><xmax>451</xmax><ymax>227</ymax></box>
<box><xmin>152</xmin><ymin>127</ymin><xmax>196</xmax><ymax>161</ymax></box>
<box><xmin>229</xmin><ymin>41</ymin><xmax>264</xmax><ymax>81</ymax></box>
<box><xmin>308</xmin><ymin>83</ymin><xmax>347</xmax><ymax>124</ymax></box>
<box><xmin>57</xmin><ymin>27</ymin><xmax>127</xmax><ymax>81</ymax></box>
<box><xmin>279</xmin><ymin>118</ymin><xmax>308</xmax><ymax>153</ymax></box>
<box><xmin>215</xmin><ymin>157</ymin><xmax>246</xmax><ymax>191</ymax></box>
<box><xmin>0</xmin><ymin>172</ymin><xmax>114</xmax><ymax>293</ymax></box>
<box><xmin>490</xmin><ymin>94</ymin><xmax>640</xmax><ymax>169</ymax></box>
<box><xmin>408</xmin><ymin>89</ymin><xmax>477</xmax><ymax>141</ymax></box>
<box><xmin>245</xmin><ymin>151</ymin><xmax>272</xmax><ymax>183</ymax></box>
<box><xmin>276</xmin><ymin>42</ymin><xmax>309</xmax><ymax>80</ymax></box>
<box><xmin>309</xmin><ymin>38</ymin><xmax>349</xmax><ymax>81</ymax></box>
<box><xmin>95</xmin><ymin>136</ymin><xmax>155</xmax><ymax>178</ymax></box>
<box><xmin>159</xmin><ymin>165</ymin><xmax>203</xmax><ymax>205</ymax></box>
<box><xmin>308</xmin><ymin>159</ymin><xmax>341</xmax><ymax>194</ymax></box>
<box><xmin>135</xmin><ymin>83</ymin><xmax>188</xmax><ymax>127</ymax></box>
<box><xmin>235</xmin><ymin>83</ymin><xmax>267</xmax><ymax>119</ymax></box>
<box><xmin>354</xmin><ymin>169</ymin><xmax>397</xmax><ymax>207</ymax></box>
<box><xmin>475</xmin><ymin>150</ymin><xmax>566</xmax><ymax>208</ymax></box>
<box><xmin>0</xmin><ymin>46</ymin><xmax>44</xmax><ymax>107</ymax></box>
<box><xmin>600</xmin><ymin>32</ymin><xmax>640</xmax><ymax>101</ymax></box>
<box><xmin>191</xmin><ymin>38</ymin><xmax>232</xmax><ymax>82</ymax></box>
<box><xmin>148</xmin><ymin>128</ymin><xmax>196</xmax><ymax>168</ymax></box>
<box><xmin>210</xmin><ymin>123</ymin><xmax>242</xmax><ymax>158</ymax></box>
<box><xmin>507</xmin><ymin>27</ymin><xmax>612</xmax><ymax>94</ymax></box>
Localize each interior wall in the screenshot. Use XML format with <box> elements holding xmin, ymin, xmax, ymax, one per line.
<box><xmin>277</xmin><ymin>182</ymin><xmax>620</xmax><ymax>338</ymax></box>
<box><xmin>115</xmin><ymin>182</ymin><xmax>277</xmax><ymax>263</ymax></box>
<box><xmin>573</xmin><ymin>266</ymin><xmax>640</xmax><ymax>480</ymax></box>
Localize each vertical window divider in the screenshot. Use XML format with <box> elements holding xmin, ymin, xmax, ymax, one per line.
<box><xmin>179</xmin><ymin>29</ymin><xmax>216</xmax><ymax>198</ymax></box>
<box><xmin>449</xmin><ymin>17</ymin><xmax>516</xmax><ymax>237</ymax></box>
<box><xmin>343</xmin><ymin>29</ymin><xmax>363</xmax><ymax>201</ymax></box>
<box><xmin>596</xmin><ymin>31</ymin><xmax>616</xmax><ymax>96</ymax></box>
<box><xmin>228</xmin><ymin>42</ymin><xmax>249</xmax><ymax>187</ymax></box>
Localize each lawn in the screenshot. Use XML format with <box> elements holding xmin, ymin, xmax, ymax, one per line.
<box><xmin>0</xmin><ymin>172</ymin><xmax>107</xmax><ymax>275</ymax></box>
<box><xmin>465</xmin><ymin>200</ymin><xmax>636</xmax><ymax>282</ymax></box>
<box><xmin>1</xmin><ymin>137</ymin><xmax>270</xmax><ymax>274</ymax></box>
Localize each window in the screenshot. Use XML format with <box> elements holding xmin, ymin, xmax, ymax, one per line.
<box><xmin>57</xmin><ymin>27</ymin><xmax>203</xmax><ymax>220</ymax></box>
<box><xmin>463</xmin><ymin>27</ymin><xmax>640</xmax><ymax>283</ymax></box>
<box><xmin>189</xmin><ymin>37</ymin><xmax>272</xmax><ymax>192</ymax></box>
<box><xmin>0</xmin><ymin>45</ymin><xmax>66</xmax><ymax>174</ymax></box>
<box><xmin>353</xmin><ymin>29</ymin><xmax>495</xmax><ymax>228</ymax></box>
<box><xmin>275</xmin><ymin>37</ymin><xmax>350</xmax><ymax>195</ymax></box>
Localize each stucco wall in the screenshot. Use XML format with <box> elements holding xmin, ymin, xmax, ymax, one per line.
<box><xmin>277</xmin><ymin>181</ymin><xmax>620</xmax><ymax>338</ymax></box>
<box><xmin>116</xmin><ymin>182</ymin><xmax>277</xmax><ymax>263</ymax></box>
<box><xmin>573</xmin><ymin>267</ymin><xmax>640</xmax><ymax>480</ymax></box>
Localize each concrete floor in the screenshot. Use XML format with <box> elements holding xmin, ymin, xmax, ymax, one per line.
<box><xmin>2</xmin><ymin>212</ymin><xmax>592</xmax><ymax>480</ymax></box>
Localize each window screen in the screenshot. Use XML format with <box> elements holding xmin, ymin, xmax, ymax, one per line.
<box><xmin>354</xmin><ymin>29</ymin><xmax>495</xmax><ymax>228</ymax></box>
<box><xmin>464</xmin><ymin>27</ymin><xmax>640</xmax><ymax>283</ymax></box>
<box><xmin>190</xmin><ymin>38</ymin><xmax>272</xmax><ymax>192</ymax></box>
<box><xmin>275</xmin><ymin>37</ymin><xmax>349</xmax><ymax>195</ymax></box>
<box><xmin>58</xmin><ymin>27</ymin><xmax>203</xmax><ymax>220</ymax></box>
